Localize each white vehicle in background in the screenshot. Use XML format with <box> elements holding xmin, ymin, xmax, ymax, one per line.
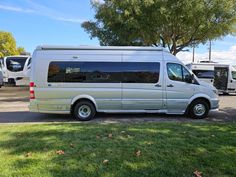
<box><xmin>187</xmin><ymin>62</ymin><xmax>236</xmax><ymax>94</ymax></box>
<box><xmin>0</xmin><ymin>71</ymin><xmax>3</xmax><ymax>88</ymax></box>
<box><xmin>186</xmin><ymin>63</ymin><xmax>215</xmax><ymax>84</ymax></box>
<box><xmin>0</xmin><ymin>60</ymin><xmax>3</xmax><ymax>88</ymax></box>
<box><xmin>0</xmin><ymin>55</ymin><xmax>31</xmax><ymax>86</ymax></box>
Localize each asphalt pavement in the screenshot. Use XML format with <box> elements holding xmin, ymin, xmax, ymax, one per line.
<box><xmin>0</xmin><ymin>87</ymin><xmax>235</xmax><ymax>123</ymax></box>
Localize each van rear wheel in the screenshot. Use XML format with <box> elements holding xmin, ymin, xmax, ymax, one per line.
<box><xmin>73</xmin><ymin>101</ymin><xmax>96</xmax><ymax>121</ymax></box>
<box><xmin>189</xmin><ymin>99</ymin><xmax>209</xmax><ymax>119</ymax></box>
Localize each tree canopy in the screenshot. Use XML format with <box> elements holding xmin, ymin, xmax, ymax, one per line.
<box><xmin>82</xmin><ymin>0</ymin><xmax>236</xmax><ymax>55</ymax></box>
<box><xmin>0</xmin><ymin>31</ymin><xmax>25</xmax><ymax>58</ymax></box>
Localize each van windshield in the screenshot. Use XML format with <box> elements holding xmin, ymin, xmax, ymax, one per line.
<box><xmin>6</xmin><ymin>57</ymin><xmax>27</xmax><ymax>72</ymax></box>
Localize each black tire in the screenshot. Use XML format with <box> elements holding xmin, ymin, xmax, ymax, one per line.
<box><xmin>73</xmin><ymin>101</ymin><xmax>96</xmax><ymax>121</ymax></box>
<box><xmin>189</xmin><ymin>99</ymin><xmax>209</xmax><ymax>119</ymax></box>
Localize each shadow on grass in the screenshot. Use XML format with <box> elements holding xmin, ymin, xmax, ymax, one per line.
<box><xmin>0</xmin><ymin>123</ymin><xmax>235</xmax><ymax>177</ymax></box>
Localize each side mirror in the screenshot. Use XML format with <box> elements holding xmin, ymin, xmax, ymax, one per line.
<box><xmin>184</xmin><ymin>74</ymin><xmax>194</xmax><ymax>83</ymax></box>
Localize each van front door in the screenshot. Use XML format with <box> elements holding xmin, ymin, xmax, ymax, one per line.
<box><xmin>165</xmin><ymin>63</ymin><xmax>195</xmax><ymax>114</ymax></box>
<box><xmin>122</xmin><ymin>60</ymin><xmax>163</xmax><ymax>111</ymax></box>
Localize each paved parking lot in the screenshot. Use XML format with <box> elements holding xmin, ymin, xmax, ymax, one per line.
<box><xmin>0</xmin><ymin>87</ymin><xmax>235</xmax><ymax>123</ymax></box>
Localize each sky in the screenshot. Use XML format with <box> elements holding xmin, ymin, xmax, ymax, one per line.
<box><xmin>0</xmin><ymin>0</ymin><xmax>236</xmax><ymax>64</ymax></box>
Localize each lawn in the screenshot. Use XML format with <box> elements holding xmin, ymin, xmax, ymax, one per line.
<box><xmin>0</xmin><ymin>122</ymin><xmax>235</xmax><ymax>177</ymax></box>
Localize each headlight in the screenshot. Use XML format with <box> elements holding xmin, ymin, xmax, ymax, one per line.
<box><xmin>213</xmin><ymin>90</ymin><xmax>218</xmax><ymax>95</ymax></box>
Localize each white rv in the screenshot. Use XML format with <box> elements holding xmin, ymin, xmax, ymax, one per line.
<box><xmin>187</xmin><ymin>63</ymin><xmax>236</xmax><ymax>94</ymax></box>
<box><xmin>29</xmin><ymin>46</ymin><xmax>219</xmax><ymax>121</ymax></box>
<box><xmin>1</xmin><ymin>56</ymin><xmax>31</xmax><ymax>86</ymax></box>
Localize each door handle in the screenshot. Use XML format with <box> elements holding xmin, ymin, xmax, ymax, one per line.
<box><xmin>167</xmin><ymin>84</ymin><xmax>174</xmax><ymax>87</ymax></box>
<box><xmin>155</xmin><ymin>84</ymin><xmax>162</xmax><ymax>87</ymax></box>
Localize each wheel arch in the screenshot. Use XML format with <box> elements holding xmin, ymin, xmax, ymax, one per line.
<box><xmin>71</xmin><ymin>95</ymin><xmax>97</xmax><ymax>113</ymax></box>
<box><xmin>185</xmin><ymin>95</ymin><xmax>211</xmax><ymax>114</ymax></box>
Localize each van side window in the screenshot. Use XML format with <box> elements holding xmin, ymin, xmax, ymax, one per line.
<box><xmin>48</xmin><ymin>62</ymin><xmax>160</xmax><ymax>83</ymax></box>
<box><xmin>167</xmin><ymin>63</ymin><xmax>191</xmax><ymax>82</ymax></box>
<box><xmin>48</xmin><ymin>62</ymin><xmax>66</xmax><ymax>82</ymax></box>
<box><xmin>167</xmin><ymin>63</ymin><xmax>183</xmax><ymax>81</ymax></box>
<box><xmin>123</xmin><ymin>62</ymin><xmax>160</xmax><ymax>83</ymax></box>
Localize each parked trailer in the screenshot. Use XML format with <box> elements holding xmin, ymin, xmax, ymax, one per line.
<box><xmin>0</xmin><ymin>56</ymin><xmax>31</xmax><ymax>86</ymax></box>
<box><xmin>29</xmin><ymin>46</ymin><xmax>219</xmax><ymax>121</ymax></box>
<box><xmin>187</xmin><ymin>63</ymin><xmax>236</xmax><ymax>94</ymax></box>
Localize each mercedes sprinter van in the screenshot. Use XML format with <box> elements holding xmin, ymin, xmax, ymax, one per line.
<box><xmin>29</xmin><ymin>46</ymin><xmax>219</xmax><ymax>121</ymax></box>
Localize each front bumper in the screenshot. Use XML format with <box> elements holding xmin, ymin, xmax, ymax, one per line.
<box><xmin>210</xmin><ymin>98</ymin><xmax>219</xmax><ymax>109</ymax></box>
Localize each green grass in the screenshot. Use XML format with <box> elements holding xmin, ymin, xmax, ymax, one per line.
<box><xmin>0</xmin><ymin>122</ymin><xmax>235</xmax><ymax>177</ymax></box>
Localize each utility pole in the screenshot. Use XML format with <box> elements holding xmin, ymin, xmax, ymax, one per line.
<box><xmin>209</xmin><ymin>40</ymin><xmax>212</xmax><ymax>62</ymax></box>
<box><xmin>192</xmin><ymin>47</ymin><xmax>195</xmax><ymax>63</ymax></box>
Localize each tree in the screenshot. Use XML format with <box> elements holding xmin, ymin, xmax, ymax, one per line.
<box><xmin>0</xmin><ymin>31</ymin><xmax>25</xmax><ymax>58</ymax></box>
<box><xmin>82</xmin><ymin>0</ymin><xmax>236</xmax><ymax>55</ymax></box>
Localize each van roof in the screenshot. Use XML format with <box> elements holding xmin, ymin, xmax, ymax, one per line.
<box><xmin>4</xmin><ymin>55</ymin><xmax>30</xmax><ymax>59</ymax></box>
<box><xmin>188</xmin><ymin>62</ymin><xmax>229</xmax><ymax>67</ymax></box>
<box><xmin>36</xmin><ymin>45</ymin><xmax>165</xmax><ymax>51</ymax></box>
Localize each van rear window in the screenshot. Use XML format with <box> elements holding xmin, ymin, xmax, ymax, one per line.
<box><xmin>48</xmin><ymin>61</ymin><xmax>160</xmax><ymax>83</ymax></box>
<box><xmin>6</xmin><ymin>57</ymin><xmax>27</xmax><ymax>72</ymax></box>
<box><xmin>192</xmin><ymin>70</ymin><xmax>214</xmax><ymax>79</ymax></box>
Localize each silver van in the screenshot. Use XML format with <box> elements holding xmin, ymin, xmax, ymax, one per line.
<box><xmin>29</xmin><ymin>46</ymin><xmax>219</xmax><ymax>121</ymax></box>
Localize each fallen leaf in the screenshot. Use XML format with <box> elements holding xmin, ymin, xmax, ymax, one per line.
<box><xmin>135</xmin><ymin>150</ymin><xmax>141</xmax><ymax>157</ymax></box>
<box><xmin>25</xmin><ymin>152</ymin><xmax>32</xmax><ymax>157</ymax></box>
<box><xmin>56</xmin><ymin>150</ymin><xmax>65</xmax><ymax>155</ymax></box>
<box><xmin>147</xmin><ymin>142</ymin><xmax>154</xmax><ymax>145</ymax></box>
<box><xmin>70</xmin><ymin>143</ymin><xmax>75</xmax><ymax>148</ymax></box>
<box><xmin>193</xmin><ymin>170</ymin><xmax>202</xmax><ymax>177</ymax></box>
<box><xmin>103</xmin><ymin>159</ymin><xmax>109</xmax><ymax>164</ymax></box>
<box><xmin>108</xmin><ymin>133</ymin><xmax>113</xmax><ymax>138</ymax></box>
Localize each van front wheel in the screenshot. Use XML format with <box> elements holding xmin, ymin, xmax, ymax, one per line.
<box><xmin>189</xmin><ymin>100</ymin><xmax>209</xmax><ymax>119</ymax></box>
<box><xmin>73</xmin><ymin>101</ymin><xmax>96</xmax><ymax>121</ymax></box>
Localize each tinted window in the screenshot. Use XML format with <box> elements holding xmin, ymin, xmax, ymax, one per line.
<box><xmin>6</xmin><ymin>57</ymin><xmax>27</xmax><ymax>72</ymax></box>
<box><xmin>123</xmin><ymin>63</ymin><xmax>159</xmax><ymax>83</ymax></box>
<box><xmin>167</xmin><ymin>63</ymin><xmax>191</xmax><ymax>82</ymax></box>
<box><xmin>48</xmin><ymin>62</ymin><xmax>160</xmax><ymax>83</ymax></box>
<box><xmin>232</xmin><ymin>71</ymin><xmax>236</xmax><ymax>80</ymax></box>
<box><xmin>232</xmin><ymin>66</ymin><xmax>236</xmax><ymax>80</ymax></box>
<box><xmin>27</xmin><ymin>58</ymin><xmax>32</xmax><ymax>66</ymax></box>
<box><xmin>193</xmin><ymin>70</ymin><xmax>214</xmax><ymax>79</ymax></box>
